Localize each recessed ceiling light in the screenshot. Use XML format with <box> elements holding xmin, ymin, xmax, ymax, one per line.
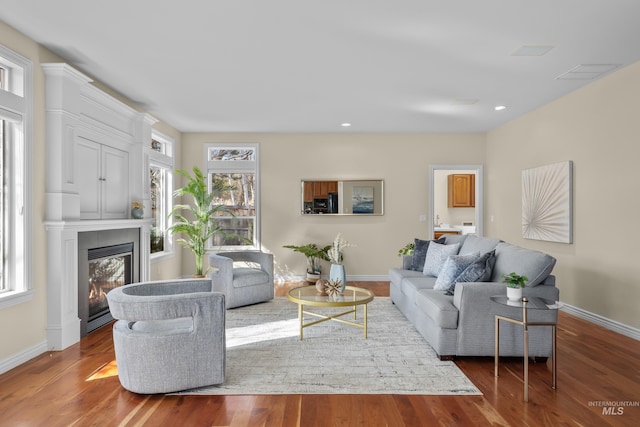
<box><xmin>494</xmin><ymin>105</ymin><xmax>507</xmax><ymax>111</ymax></box>
<box><xmin>341</xmin><ymin>123</ymin><xmax>352</xmax><ymax>127</ymax></box>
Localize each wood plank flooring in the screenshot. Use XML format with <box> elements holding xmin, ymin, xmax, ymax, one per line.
<box><xmin>1</xmin><ymin>281</ymin><xmax>638</xmax><ymax>426</ymax></box>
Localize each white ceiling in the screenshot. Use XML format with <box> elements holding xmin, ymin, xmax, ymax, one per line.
<box><xmin>1</xmin><ymin>0</ymin><xmax>640</xmax><ymax>133</ymax></box>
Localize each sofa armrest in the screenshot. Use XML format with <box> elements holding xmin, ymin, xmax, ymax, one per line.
<box><xmin>208</xmin><ymin>253</ymin><xmax>234</xmax><ymax>285</ymax></box>
<box><xmin>453</xmin><ymin>281</ymin><xmax>506</xmax><ymax>311</ymax></box>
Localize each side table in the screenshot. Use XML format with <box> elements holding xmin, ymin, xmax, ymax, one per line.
<box><xmin>491</xmin><ymin>295</ymin><xmax>560</xmax><ymax>402</ymax></box>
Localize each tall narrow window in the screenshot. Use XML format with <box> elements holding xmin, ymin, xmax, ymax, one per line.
<box><xmin>0</xmin><ymin>119</ymin><xmax>4</xmax><ymax>291</ymax></box>
<box><xmin>0</xmin><ymin>45</ymin><xmax>33</xmax><ymax>308</ymax></box>
<box><xmin>148</xmin><ymin>132</ymin><xmax>173</xmax><ymax>257</ymax></box>
<box><xmin>206</xmin><ymin>145</ymin><xmax>259</xmax><ymax>250</ymax></box>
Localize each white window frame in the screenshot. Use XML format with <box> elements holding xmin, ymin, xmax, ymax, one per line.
<box><xmin>148</xmin><ymin>130</ymin><xmax>174</xmax><ymax>261</ymax></box>
<box><xmin>205</xmin><ymin>143</ymin><xmax>260</xmax><ymax>251</ymax></box>
<box><xmin>0</xmin><ymin>45</ymin><xmax>33</xmax><ymax>309</ymax></box>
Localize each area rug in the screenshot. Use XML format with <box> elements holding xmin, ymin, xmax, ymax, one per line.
<box><xmin>180</xmin><ymin>297</ymin><xmax>481</xmax><ymax>395</ymax></box>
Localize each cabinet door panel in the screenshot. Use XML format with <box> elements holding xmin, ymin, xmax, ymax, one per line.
<box><xmin>448</xmin><ymin>174</ymin><xmax>475</xmax><ymax>208</ymax></box>
<box><xmin>102</xmin><ymin>146</ymin><xmax>129</xmax><ymax>218</ymax></box>
<box><xmin>77</xmin><ymin>138</ymin><xmax>101</xmax><ymax>219</ymax></box>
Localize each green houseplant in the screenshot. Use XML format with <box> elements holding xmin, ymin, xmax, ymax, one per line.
<box><xmin>397</xmin><ymin>242</ymin><xmax>415</xmax><ymax>257</ymax></box>
<box><xmin>501</xmin><ymin>272</ymin><xmax>529</xmax><ymax>301</ymax></box>
<box><xmin>168</xmin><ymin>166</ymin><xmax>231</xmax><ymax>276</ymax></box>
<box><xmin>283</xmin><ymin>243</ymin><xmax>330</xmax><ymax>282</ymax></box>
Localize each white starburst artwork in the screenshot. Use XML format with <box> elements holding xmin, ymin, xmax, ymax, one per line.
<box><xmin>522</xmin><ymin>161</ymin><xmax>573</xmax><ymax>243</ymax></box>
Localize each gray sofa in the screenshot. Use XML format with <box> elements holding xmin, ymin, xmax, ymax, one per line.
<box><xmin>389</xmin><ymin>234</ymin><xmax>559</xmax><ymax>360</ymax></box>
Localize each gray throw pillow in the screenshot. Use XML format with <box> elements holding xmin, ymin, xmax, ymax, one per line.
<box><xmin>423</xmin><ymin>242</ymin><xmax>460</xmax><ymax>277</ymax></box>
<box><xmin>410</xmin><ymin>237</ymin><xmax>446</xmax><ymax>271</ymax></box>
<box><xmin>445</xmin><ymin>249</ymin><xmax>497</xmax><ymax>295</ymax></box>
<box><xmin>434</xmin><ymin>252</ymin><xmax>480</xmax><ymax>291</ymax></box>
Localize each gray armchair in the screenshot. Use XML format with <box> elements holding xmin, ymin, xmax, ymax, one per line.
<box><xmin>106</xmin><ymin>278</ymin><xmax>225</xmax><ymax>394</ymax></box>
<box><xmin>209</xmin><ymin>251</ymin><xmax>274</xmax><ymax>309</ymax></box>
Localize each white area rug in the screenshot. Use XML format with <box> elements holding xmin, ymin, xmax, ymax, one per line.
<box><xmin>181</xmin><ymin>297</ymin><xmax>481</xmax><ymax>395</ymax></box>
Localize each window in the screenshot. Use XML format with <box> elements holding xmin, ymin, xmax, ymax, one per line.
<box><xmin>0</xmin><ymin>45</ymin><xmax>33</xmax><ymax>308</ymax></box>
<box><xmin>148</xmin><ymin>132</ymin><xmax>174</xmax><ymax>257</ymax></box>
<box><xmin>206</xmin><ymin>144</ymin><xmax>259</xmax><ymax>250</ymax></box>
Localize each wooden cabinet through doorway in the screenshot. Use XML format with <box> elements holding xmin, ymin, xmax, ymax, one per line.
<box><xmin>448</xmin><ymin>174</ymin><xmax>475</xmax><ymax>208</ymax></box>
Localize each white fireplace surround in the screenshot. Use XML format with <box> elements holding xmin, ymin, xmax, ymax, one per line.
<box><xmin>43</xmin><ymin>63</ymin><xmax>156</xmax><ymax>350</ymax></box>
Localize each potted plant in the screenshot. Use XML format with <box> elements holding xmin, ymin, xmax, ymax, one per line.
<box><xmin>168</xmin><ymin>166</ymin><xmax>231</xmax><ymax>277</ymax></box>
<box><xmin>502</xmin><ymin>272</ymin><xmax>529</xmax><ymax>301</ymax></box>
<box><xmin>283</xmin><ymin>243</ymin><xmax>330</xmax><ymax>282</ymax></box>
<box><xmin>397</xmin><ymin>242</ymin><xmax>415</xmax><ymax>257</ymax></box>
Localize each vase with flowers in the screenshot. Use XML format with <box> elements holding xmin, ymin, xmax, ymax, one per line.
<box><xmin>327</xmin><ymin>233</ymin><xmax>353</xmax><ymax>292</ymax></box>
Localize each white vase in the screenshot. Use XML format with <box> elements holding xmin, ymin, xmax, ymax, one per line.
<box><xmin>329</xmin><ymin>264</ymin><xmax>346</xmax><ymax>292</ymax></box>
<box><xmin>506</xmin><ymin>287</ymin><xmax>523</xmax><ymax>301</ymax></box>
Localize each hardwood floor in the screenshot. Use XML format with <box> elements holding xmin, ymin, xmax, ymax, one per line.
<box><xmin>1</xmin><ymin>281</ymin><xmax>638</xmax><ymax>426</ymax></box>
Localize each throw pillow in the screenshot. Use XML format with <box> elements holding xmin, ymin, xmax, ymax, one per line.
<box><xmin>410</xmin><ymin>237</ymin><xmax>446</xmax><ymax>271</ymax></box>
<box><xmin>445</xmin><ymin>249</ymin><xmax>497</xmax><ymax>295</ymax></box>
<box><xmin>434</xmin><ymin>252</ymin><xmax>481</xmax><ymax>291</ymax></box>
<box><xmin>422</xmin><ymin>242</ymin><xmax>461</xmax><ymax>277</ymax></box>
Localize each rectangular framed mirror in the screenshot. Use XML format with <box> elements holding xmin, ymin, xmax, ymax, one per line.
<box><xmin>301</xmin><ymin>180</ymin><xmax>384</xmax><ymax>215</ymax></box>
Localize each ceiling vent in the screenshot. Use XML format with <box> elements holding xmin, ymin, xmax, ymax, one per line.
<box><xmin>511</xmin><ymin>45</ymin><xmax>554</xmax><ymax>56</ymax></box>
<box><xmin>556</xmin><ymin>64</ymin><xmax>621</xmax><ymax>80</ymax></box>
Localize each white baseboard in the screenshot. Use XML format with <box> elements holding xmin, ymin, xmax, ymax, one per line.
<box><xmin>0</xmin><ymin>340</ymin><xmax>48</xmax><ymax>375</ymax></box>
<box><xmin>561</xmin><ymin>303</ymin><xmax>640</xmax><ymax>341</ymax></box>
<box><xmin>275</xmin><ymin>274</ymin><xmax>388</xmax><ymax>283</ymax></box>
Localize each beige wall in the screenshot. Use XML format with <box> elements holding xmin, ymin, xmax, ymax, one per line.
<box><xmin>486</xmin><ymin>61</ymin><xmax>640</xmax><ymax>329</ymax></box>
<box><xmin>0</xmin><ymin>20</ymin><xmax>182</xmax><ymax>362</ymax></box>
<box><xmin>181</xmin><ymin>133</ymin><xmax>486</xmax><ymax>278</ymax></box>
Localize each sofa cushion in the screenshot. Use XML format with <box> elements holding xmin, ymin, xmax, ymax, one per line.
<box><xmin>445</xmin><ymin>250</ymin><xmax>496</xmax><ymax>295</ymax></box>
<box><xmin>423</xmin><ymin>242</ymin><xmax>461</xmax><ymax>276</ymax></box>
<box><xmin>433</xmin><ymin>252</ymin><xmax>480</xmax><ymax>291</ymax></box>
<box><xmin>415</xmin><ymin>289</ymin><xmax>458</xmax><ymax>329</ymax></box>
<box><xmin>411</xmin><ymin>237</ymin><xmax>446</xmax><ymax>271</ymax></box>
<box><xmin>459</xmin><ymin>235</ymin><xmax>501</xmax><ymax>256</ymax></box>
<box><xmin>388</xmin><ymin>267</ymin><xmax>424</xmax><ymax>285</ymax></box>
<box><xmin>491</xmin><ymin>242</ymin><xmax>556</xmax><ymax>286</ymax></box>
<box><xmin>232</xmin><ymin>268</ymin><xmax>269</xmax><ymax>288</ymax></box>
<box><xmin>401</xmin><ymin>276</ymin><xmax>437</xmax><ymax>301</ymax></box>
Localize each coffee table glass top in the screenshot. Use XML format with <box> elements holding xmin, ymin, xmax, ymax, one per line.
<box><xmin>287</xmin><ymin>285</ymin><xmax>374</xmax><ymax>307</ymax></box>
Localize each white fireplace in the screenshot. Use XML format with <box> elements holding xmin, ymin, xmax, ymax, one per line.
<box><xmin>43</xmin><ymin>63</ymin><xmax>156</xmax><ymax>350</ymax></box>
<box><xmin>45</xmin><ymin>220</ymin><xmax>150</xmax><ymax>349</ymax></box>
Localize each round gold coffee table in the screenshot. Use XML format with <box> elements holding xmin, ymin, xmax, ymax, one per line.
<box><xmin>287</xmin><ymin>285</ymin><xmax>374</xmax><ymax>339</ymax></box>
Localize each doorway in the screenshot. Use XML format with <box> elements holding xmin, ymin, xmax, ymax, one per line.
<box><xmin>428</xmin><ymin>164</ymin><xmax>484</xmax><ymax>239</ymax></box>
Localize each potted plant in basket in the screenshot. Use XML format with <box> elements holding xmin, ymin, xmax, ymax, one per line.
<box><xmin>168</xmin><ymin>166</ymin><xmax>232</xmax><ymax>277</ymax></box>
<box><xmin>502</xmin><ymin>272</ymin><xmax>528</xmax><ymax>301</ymax></box>
<box><xmin>283</xmin><ymin>243</ymin><xmax>330</xmax><ymax>283</ymax></box>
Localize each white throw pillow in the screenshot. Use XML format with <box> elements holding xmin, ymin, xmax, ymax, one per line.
<box><xmin>422</xmin><ymin>242</ymin><xmax>460</xmax><ymax>277</ymax></box>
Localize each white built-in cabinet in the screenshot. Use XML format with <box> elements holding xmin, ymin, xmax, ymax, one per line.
<box><xmin>77</xmin><ymin>138</ymin><xmax>130</xmax><ymax>219</ymax></box>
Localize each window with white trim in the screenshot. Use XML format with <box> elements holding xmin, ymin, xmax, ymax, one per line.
<box><xmin>206</xmin><ymin>144</ymin><xmax>259</xmax><ymax>250</ymax></box>
<box><xmin>148</xmin><ymin>132</ymin><xmax>174</xmax><ymax>257</ymax></box>
<box><xmin>0</xmin><ymin>45</ymin><xmax>33</xmax><ymax>308</ymax></box>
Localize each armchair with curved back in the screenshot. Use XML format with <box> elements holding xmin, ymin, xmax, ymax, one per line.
<box><xmin>106</xmin><ymin>278</ymin><xmax>225</xmax><ymax>394</ymax></box>
<box><xmin>209</xmin><ymin>251</ymin><xmax>274</xmax><ymax>309</ymax></box>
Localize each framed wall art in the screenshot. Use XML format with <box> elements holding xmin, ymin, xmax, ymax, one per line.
<box><xmin>522</xmin><ymin>160</ymin><xmax>573</xmax><ymax>243</ymax></box>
